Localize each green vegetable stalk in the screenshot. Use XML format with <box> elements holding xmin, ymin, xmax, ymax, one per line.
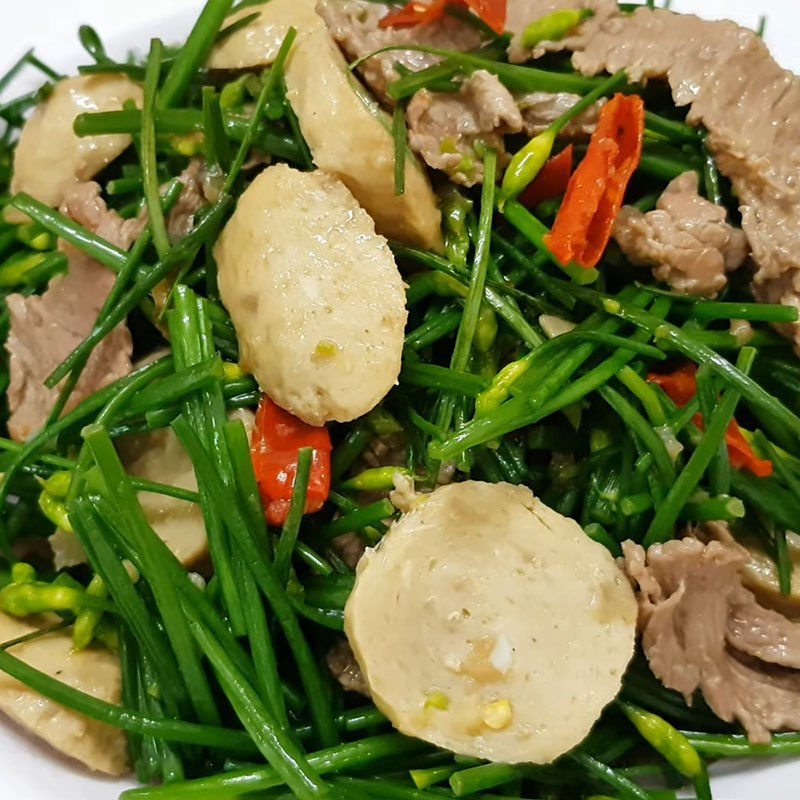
<box><xmin>619</xmin><ymin>701</ymin><xmax>711</xmax><ymax>800</ymax></box>
<box><xmin>0</xmin><ymin>581</ymin><xmax>110</xmax><ymax>617</ymax></box>
<box><xmin>521</xmin><ymin>8</ymin><xmax>593</xmax><ymax>50</ymax></box>
<box><xmin>339</xmin><ymin>467</ymin><xmax>413</xmax><ymax>493</ymax></box>
<box><xmin>73</xmin><ymin>574</ymin><xmax>110</xmax><ymax>650</ymax></box>
<box><xmin>500</xmin><ymin>69</ymin><xmax>627</xmax><ymax>205</ymax></box>
<box><xmin>440</xmin><ymin>187</ymin><xmax>473</xmax><ymax>268</ymax></box>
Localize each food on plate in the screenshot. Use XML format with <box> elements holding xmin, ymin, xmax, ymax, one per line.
<box><xmin>0</xmin><ymin>611</ymin><xmax>127</xmax><ymax>774</ymax></box>
<box><xmin>208</xmin><ymin>0</ymin><xmax>444</xmax><ymax>250</ymax></box>
<box><xmin>614</xmin><ymin>171</ymin><xmax>749</xmax><ymax>299</ymax></box>
<box><xmin>346</xmin><ymin>481</ymin><xmax>637</xmax><ymax>763</ymax></box>
<box><xmin>8</xmin><ymin>75</ymin><xmax>143</xmax><ymax>223</ymax></box>
<box><xmin>1</xmin><ymin>0</ymin><xmax>800</xmax><ymax>797</ymax></box>
<box><xmin>215</xmin><ymin>164</ymin><xmax>407</xmax><ymax>425</ymax></box>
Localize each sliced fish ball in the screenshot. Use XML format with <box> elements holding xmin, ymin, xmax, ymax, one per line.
<box><xmin>0</xmin><ymin>612</ymin><xmax>127</xmax><ymax>775</ymax></box>
<box><xmin>215</xmin><ymin>164</ymin><xmax>407</xmax><ymax>426</ymax></box>
<box><xmin>345</xmin><ymin>481</ymin><xmax>638</xmax><ymax>764</ymax></box>
<box><xmin>206</xmin><ymin>0</ymin><xmax>324</xmax><ymax>69</ymax></box>
<box><xmin>206</xmin><ymin>0</ymin><xmax>443</xmax><ymax>250</ymax></box>
<box><xmin>9</xmin><ymin>75</ymin><xmax>142</xmax><ymax>221</ymax></box>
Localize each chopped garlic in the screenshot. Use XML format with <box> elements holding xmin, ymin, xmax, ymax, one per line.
<box><xmin>490</xmin><ymin>634</ymin><xmax>514</xmax><ymax>675</ymax></box>
<box><xmin>539</xmin><ymin>314</ymin><xmax>576</xmax><ymax>339</ymax></box>
<box><xmin>389</xmin><ymin>472</ymin><xmax>420</xmax><ymax>513</ymax></box>
<box><xmin>730</xmin><ymin>318</ymin><xmax>755</xmax><ymax>346</ymax></box>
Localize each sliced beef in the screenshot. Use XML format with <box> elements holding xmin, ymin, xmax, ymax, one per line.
<box><xmin>6</xmin><ymin>183</ymin><xmax>135</xmax><ymax>441</ymax></box>
<box><xmin>517</xmin><ymin>90</ymin><xmax>602</xmax><ymax>138</ymax></box>
<box><xmin>316</xmin><ymin>0</ymin><xmax>482</xmax><ymax>104</ymax></box>
<box><xmin>556</xmin><ymin>8</ymin><xmax>800</xmax><ymax>347</ymax></box>
<box><xmin>327</xmin><ymin>638</ymin><xmax>370</xmax><ymax>696</ymax></box>
<box><xmin>752</xmin><ymin>272</ymin><xmax>800</xmax><ymax>354</ymax></box>
<box><xmin>727</xmin><ymin>603</ymin><xmax>800</xmax><ymax>671</ymax></box>
<box><xmin>623</xmin><ymin>536</ymin><xmax>800</xmax><ymax>743</ymax></box>
<box><xmin>407</xmin><ymin>70</ymin><xmax>523</xmax><ymax>186</ymax></box>
<box><xmin>166</xmin><ymin>159</ymin><xmax>213</xmax><ymax>242</ymax></box>
<box><xmin>613</xmin><ymin>171</ymin><xmax>748</xmax><ymax>298</ymax></box>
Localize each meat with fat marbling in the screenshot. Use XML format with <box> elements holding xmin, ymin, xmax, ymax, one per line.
<box><xmin>623</xmin><ymin>535</ymin><xmax>800</xmax><ymax>743</ymax></box>
<box><xmin>613</xmin><ymin>171</ymin><xmax>748</xmax><ymax>298</ymax></box>
<box><xmin>6</xmin><ymin>183</ymin><xmax>136</xmax><ymax>441</ymax></box>
<box><xmin>407</xmin><ymin>70</ymin><xmax>523</xmax><ymax>186</ymax></box>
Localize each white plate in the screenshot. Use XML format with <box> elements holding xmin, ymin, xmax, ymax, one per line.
<box><xmin>1</xmin><ymin>1</ymin><xmax>799</xmax><ymax>797</ymax></box>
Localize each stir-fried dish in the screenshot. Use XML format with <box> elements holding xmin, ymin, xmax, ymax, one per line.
<box><xmin>2</xmin><ymin>1</ymin><xmax>800</xmax><ymax>798</ymax></box>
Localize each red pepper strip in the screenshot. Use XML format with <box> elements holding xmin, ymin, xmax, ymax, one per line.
<box><xmin>725</xmin><ymin>421</ymin><xmax>774</xmax><ymax>478</ymax></box>
<box><xmin>380</xmin><ymin>0</ymin><xmax>506</xmax><ymax>33</ymax></box>
<box><xmin>544</xmin><ymin>94</ymin><xmax>645</xmax><ymax>269</ymax></box>
<box><xmin>380</xmin><ymin>0</ymin><xmax>451</xmax><ymax>28</ymax></box>
<box><xmin>647</xmin><ymin>366</ymin><xmax>773</xmax><ymax>478</ymax></box>
<box><xmin>462</xmin><ymin>0</ymin><xmax>507</xmax><ymax>34</ymax></box>
<box><xmin>251</xmin><ymin>395</ymin><xmax>332</xmax><ymax>527</ymax></box>
<box><xmin>647</xmin><ymin>363</ymin><xmax>699</xmax><ymax>407</ymax></box>
<box><xmin>519</xmin><ymin>144</ymin><xmax>574</xmax><ymax>210</ymax></box>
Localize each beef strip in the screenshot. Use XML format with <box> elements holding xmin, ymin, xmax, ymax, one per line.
<box><xmin>407</xmin><ymin>70</ymin><xmax>523</xmax><ymax>186</ymax></box>
<box><xmin>6</xmin><ymin>183</ymin><xmax>136</xmax><ymax>441</ymax></box>
<box><xmin>316</xmin><ymin>0</ymin><xmax>482</xmax><ymax>104</ymax></box>
<box><xmin>327</xmin><ymin>638</ymin><xmax>370</xmax><ymax>696</ymax></box>
<box><xmin>613</xmin><ymin>171</ymin><xmax>748</xmax><ymax>298</ymax></box>
<box><xmin>517</xmin><ymin>90</ymin><xmax>603</xmax><ymax>138</ymax></box>
<box><xmin>623</xmin><ymin>536</ymin><xmax>800</xmax><ymax>743</ymax></box>
<box><xmin>165</xmin><ymin>159</ymin><xmax>214</xmax><ymax>242</ymax></box>
<box><xmin>556</xmin><ymin>7</ymin><xmax>800</xmax><ymax>350</ymax></box>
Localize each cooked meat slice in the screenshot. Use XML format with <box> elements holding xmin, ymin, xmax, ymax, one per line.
<box><xmin>6</xmin><ymin>184</ymin><xmax>135</xmax><ymax>441</ymax></box>
<box><xmin>331</xmin><ymin>532</ymin><xmax>367</xmax><ymax>570</ymax></box>
<box><xmin>560</xmin><ymin>8</ymin><xmax>800</xmax><ymax>341</ymax></box>
<box><xmin>728</xmin><ymin>603</ymin><xmax>800</xmax><ymax>670</ymax></box>
<box><xmin>752</xmin><ymin>273</ymin><xmax>800</xmax><ymax>355</ymax></box>
<box><xmin>0</xmin><ymin>612</ymin><xmax>127</xmax><ymax>775</ymax></box>
<box><xmin>316</xmin><ymin>0</ymin><xmax>482</xmax><ymax>104</ymax></box>
<box><xmin>361</xmin><ymin>432</ymin><xmax>408</xmax><ymax>470</ymax></box>
<box><xmin>623</xmin><ymin>536</ymin><xmax>800</xmax><ymax>743</ymax></box>
<box><xmin>506</xmin><ymin>0</ymin><xmax>617</xmax><ymax>63</ymax></box>
<box><xmin>613</xmin><ymin>172</ymin><xmax>748</xmax><ymax>298</ymax></box>
<box><xmin>61</xmin><ymin>180</ymin><xmax>143</xmax><ymax>248</ymax></box>
<box><xmin>166</xmin><ymin>159</ymin><xmax>214</xmax><ymax>242</ymax></box>
<box><xmin>327</xmin><ymin>638</ymin><xmax>370</xmax><ymax>695</ymax></box>
<box><xmin>517</xmin><ymin>91</ymin><xmax>603</xmax><ymax>138</ymax></box>
<box><xmin>407</xmin><ymin>71</ymin><xmax>522</xmax><ymax>186</ymax></box>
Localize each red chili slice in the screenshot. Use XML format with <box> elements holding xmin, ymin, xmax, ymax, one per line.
<box><xmin>251</xmin><ymin>395</ymin><xmax>332</xmax><ymax>527</ymax></box>
<box><xmin>544</xmin><ymin>94</ymin><xmax>645</xmax><ymax>269</ymax></box>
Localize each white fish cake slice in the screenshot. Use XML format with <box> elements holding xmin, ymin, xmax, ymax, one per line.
<box><xmin>206</xmin><ymin>0</ymin><xmax>443</xmax><ymax>251</ymax></box>
<box><xmin>345</xmin><ymin>481</ymin><xmax>638</xmax><ymax>764</ymax></box>
<box><xmin>0</xmin><ymin>612</ymin><xmax>127</xmax><ymax>775</ymax></box>
<box><xmin>215</xmin><ymin>164</ymin><xmax>407</xmax><ymax>426</ymax></box>
<box><xmin>9</xmin><ymin>75</ymin><xmax>142</xmax><ymax>221</ymax></box>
